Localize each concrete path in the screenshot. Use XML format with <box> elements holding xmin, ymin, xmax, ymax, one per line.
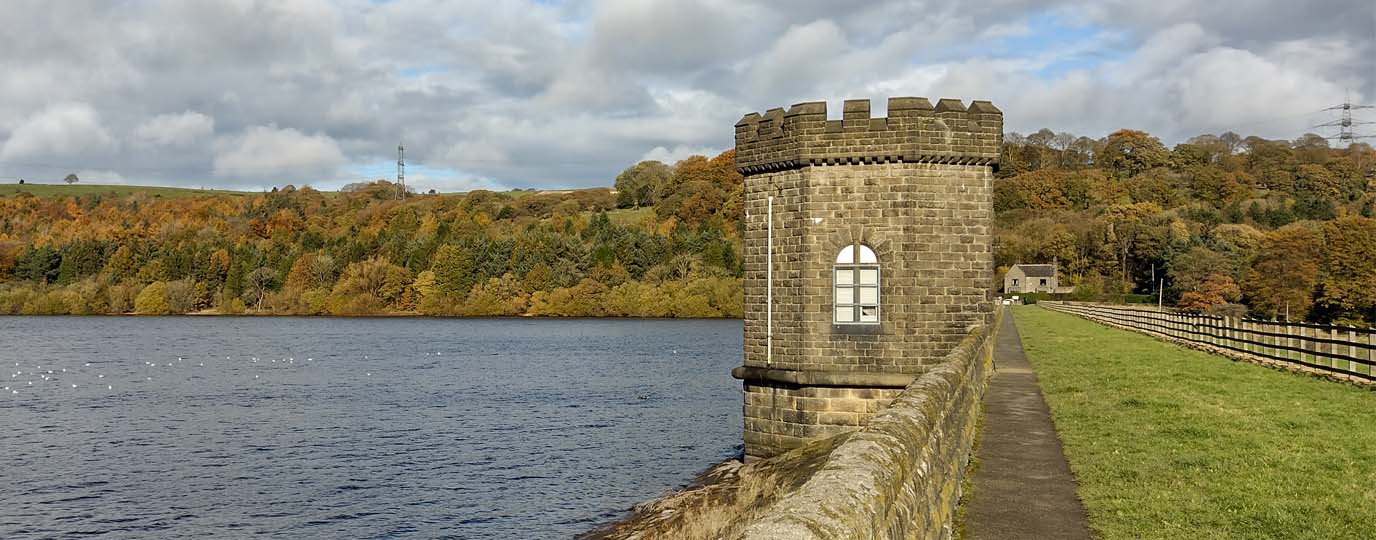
<box><xmin>961</xmin><ymin>312</ymin><xmax>1092</xmax><ymax>540</ymax></box>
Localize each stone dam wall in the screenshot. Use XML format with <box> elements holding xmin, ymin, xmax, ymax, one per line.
<box><xmin>583</xmin><ymin>310</ymin><xmax>1000</xmax><ymax>540</ymax></box>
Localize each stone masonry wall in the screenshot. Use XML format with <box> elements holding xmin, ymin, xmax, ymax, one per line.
<box><xmin>732</xmin><ymin>317</ymin><xmax>998</xmax><ymax>540</ymax></box>
<box><xmin>583</xmin><ymin>314</ymin><xmax>1001</xmax><ymax>540</ymax></box>
<box><xmin>742</xmin><ymin>162</ymin><xmax>994</xmax><ymax>373</ymax></box>
<box><xmin>734</xmin><ymin>98</ymin><xmax>1002</xmax><ymax>173</ymax></box>
<box><xmin>742</xmin><ymin>382</ymin><xmax>904</xmax><ymax>458</ymax></box>
<box><xmin>736</xmin><ymin>97</ymin><xmax>999</xmax><ymax>459</ymax></box>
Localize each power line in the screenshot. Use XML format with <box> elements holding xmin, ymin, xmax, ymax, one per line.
<box><xmin>1313</xmin><ymin>93</ymin><xmax>1376</xmax><ymax>145</ymax></box>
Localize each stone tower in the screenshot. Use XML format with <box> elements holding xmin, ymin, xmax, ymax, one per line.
<box><xmin>730</xmin><ymin>97</ymin><xmax>1001</xmax><ymax>460</ymax></box>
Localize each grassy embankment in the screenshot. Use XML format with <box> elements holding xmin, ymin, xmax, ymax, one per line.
<box><xmin>0</xmin><ymin>183</ymin><xmax>252</xmax><ymax>198</ymax></box>
<box><xmin>1015</xmin><ymin>305</ymin><xmax>1376</xmax><ymax>540</ymax></box>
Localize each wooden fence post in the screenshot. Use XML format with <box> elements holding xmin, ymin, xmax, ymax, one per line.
<box><xmin>1269</xmin><ymin>320</ymin><xmax>1277</xmax><ymax>357</ymax></box>
<box><xmin>1326</xmin><ymin>325</ymin><xmax>1337</xmax><ymax>371</ymax></box>
<box><xmin>1243</xmin><ymin>320</ymin><xmax>1254</xmax><ymax>355</ymax></box>
<box><xmin>1299</xmin><ymin>324</ymin><xmax>1307</xmax><ymax>365</ymax></box>
<box><xmin>1307</xmin><ymin>325</ymin><xmax>1315</xmax><ymax>365</ymax></box>
<box><xmin>1287</xmin><ymin>323</ymin><xmax>1296</xmax><ymax>363</ymax></box>
<box><xmin>1233</xmin><ymin>317</ymin><xmax>1240</xmax><ymax>349</ymax></box>
<box><xmin>1349</xmin><ymin>329</ymin><xmax>1357</xmax><ymax>375</ymax></box>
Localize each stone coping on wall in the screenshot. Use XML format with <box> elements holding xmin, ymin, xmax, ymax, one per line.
<box><xmin>730</xmin><ymin>366</ymin><xmax>917</xmax><ymax>388</ymax></box>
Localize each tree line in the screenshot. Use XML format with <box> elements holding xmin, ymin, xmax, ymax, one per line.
<box><xmin>2</xmin><ymin>130</ymin><xmax>1374</xmax><ymax>325</ymax></box>
<box><xmin>0</xmin><ymin>151</ymin><xmax>743</xmax><ymax>317</ymax></box>
<box><xmin>996</xmin><ymin>128</ymin><xmax>1376</xmax><ymax>325</ymax></box>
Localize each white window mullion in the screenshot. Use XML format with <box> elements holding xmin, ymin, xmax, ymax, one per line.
<box><xmin>833</xmin><ymin>245</ymin><xmax>882</xmax><ymax>325</ymax></box>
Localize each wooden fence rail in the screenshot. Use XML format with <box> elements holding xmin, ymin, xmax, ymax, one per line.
<box><xmin>1041</xmin><ymin>302</ymin><xmax>1376</xmax><ymax>383</ymax></box>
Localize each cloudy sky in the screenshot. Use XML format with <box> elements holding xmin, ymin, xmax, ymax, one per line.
<box><xmin>0</xmin><ymin>0</ymin><xmax>1372</xmax><ymax>191</ymax></box>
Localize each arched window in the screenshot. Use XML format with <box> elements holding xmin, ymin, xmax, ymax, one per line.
<box><xmin>834</xmin><ymin>244</ymin><xmax>880</xmax><ymax>324</ymax></box>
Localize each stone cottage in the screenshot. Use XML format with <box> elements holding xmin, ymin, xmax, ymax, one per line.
<box><xmin>1004</xmin><ymin>264</ymin><xmax>1058</xmax><ymax>294</ymax></box>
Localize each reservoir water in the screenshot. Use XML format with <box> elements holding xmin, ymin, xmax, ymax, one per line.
<box><xmin>0</xmin><ymin>316</ymin><xmax>743</xmax><ymax>539</ymax></box>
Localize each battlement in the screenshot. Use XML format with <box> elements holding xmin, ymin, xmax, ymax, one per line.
<box><xmin>734</xmin><ymin>97</ymin><xmax>1002</xmax><ymax>174</ymax></box>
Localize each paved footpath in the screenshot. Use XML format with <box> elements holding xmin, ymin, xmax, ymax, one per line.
<box><xmin>962</xmin><ymin>312</ymin><xmax>1093</xmax><ymax>540</ymax></box>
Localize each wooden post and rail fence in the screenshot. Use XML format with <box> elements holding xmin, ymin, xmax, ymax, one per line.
<box><xmin>1042</xmin><ymin>302</ymin><xmax>1376</xmax><ymax>384</ymax></box>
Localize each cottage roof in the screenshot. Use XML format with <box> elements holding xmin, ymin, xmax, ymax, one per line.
<box><xmin>1011</xmin><ymin>264</ymin><xmax>1056</xmax><ymax>278</ymax></box>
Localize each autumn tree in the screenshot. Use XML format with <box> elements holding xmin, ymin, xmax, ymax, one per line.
<box><xmin>429</xmin><ymin>243</ymin><xmax>481</xmax><ymax>301</ymax></box>
<box><xmin>613</xmin><ymin>160</ymin><xmax>671</xmax><ymax>208</ymax></box>
<box><xmin>461</xmin><ymin>273</ymin><xmax>529</xmax><ymax>316</ymax></box>
<box><xmin>1242</xmin><ymin>224</ymin><xmax>1322</xmax><ymax>320</ymax></box>
<box><xmin>1100</xmin><ymin>129</ymin><xmax>1168</xmax><ymax>178</ymax></box>
<box><xmin>1169</xmin><ymin>247</ymin><xmax>1233</xmax><ymax>299</ymax></box>
<box><xmin>330</xmin><ymin>257</ymin><xmax>412</xmax><ymax>314</ymax></box>
<box><xmin>1316</xmin><ymin>217</ymin><xmax>1376</xmax><ymax>323</ymax></box>
<box><xmin>134</xmin><ymin>281</ymin><xmax>171</xmax><ymax>314</ymax></box>
<box><xmin>244</xmin><ymin>267</ymin><xmax>278</xmax><ymax>310</ymax></box>
<box><xmin>1177</xmin><ymin>273</ymin><xmax>1241</xmax><ymax>313</ymax></box>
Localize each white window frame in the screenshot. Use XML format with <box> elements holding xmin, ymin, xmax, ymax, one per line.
<box><xmin>834</xmin><ymin>244</ymin><xmax>880</xmax><ymax>325</ymax></box>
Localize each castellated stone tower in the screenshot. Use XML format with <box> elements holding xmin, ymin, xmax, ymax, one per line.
<box><xmin>730</xmin><ymin>97</ymin><xmax>1001</xmax><ymax>460</ymax></box>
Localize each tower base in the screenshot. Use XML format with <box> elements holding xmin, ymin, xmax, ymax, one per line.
<box><xmin>733</xmin><ymin>367</ymin><xmax>912</xmax><ymax>460</ymax></box>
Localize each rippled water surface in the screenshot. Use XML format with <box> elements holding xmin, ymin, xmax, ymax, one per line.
<box><xmin>0</xmin><ymin>317</ymin><xmax>743</xmax><ymax>539</ymax></box>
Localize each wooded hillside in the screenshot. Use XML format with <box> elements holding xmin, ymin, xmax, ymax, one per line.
<box><xmin>1</xmin><ymin>130</ymin><xmax>1374</xmax><ymax>324</ymax></box>
<box><xmin>996</xmin><ymin>129</ymin><xmax>1376</xmax><ymax>324</ymax></box>
<box><xmin>0</xmin><ymin>151</ymin><xmax>743</xmax><ymax>317</ymax></box>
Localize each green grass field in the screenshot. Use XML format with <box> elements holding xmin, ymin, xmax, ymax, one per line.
<box><xmin>0</xmin><ymin>183</ymin><xmax>251</xmax><ymax>198</ymax></box>
<box><xmin>1015</xmin><ymin>305</ymin><xmax>1376</xmax><ymax>540</ymax></box>
<box><xmin>605</xmin><ymin>207</ymin><xmax>655</xmax><ymax>225</ymax></box>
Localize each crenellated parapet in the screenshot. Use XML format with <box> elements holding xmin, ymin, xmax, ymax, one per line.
<box><xmin>734</xmin><ymin>97</ymin><xmax>1002</xmax><ymax>174</ymax></box>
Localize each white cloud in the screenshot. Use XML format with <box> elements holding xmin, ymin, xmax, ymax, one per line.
<box><xmin>745</xmin><ymin>20</ymin><xmax>849</xmax><ymax>100</ymax></box>
<box><xmin>0</xmin><ymin>103</ymin><xmax>116</xmax><ymax>161</ymax></box>
<box><xmin>133</xmin><ymin>111</ymin><xmax>215</xmax><ymax>146</ymax></box>
<box><xmin>0</xmin><ymin>1</ymin><xmax>1368</xmax><ymax>189</ymax></box>
<box><xmin>406</xmin><ymin>172</ymin><xmax>503</xmax><ymax>194</ymax></box>
<box><xmin>640</xmin><ymin>145</ymin><xmax>721</xmax><ymax>164</ymax></box>
<box><xmin>73</xmin><ymin>169</ymin><xmax>129</xmax><ymax>185</ymax></box>
<box><xmin>212</xmin><ymin>125</ymin><xmax>346</xmax><ymax>179</ymax></box>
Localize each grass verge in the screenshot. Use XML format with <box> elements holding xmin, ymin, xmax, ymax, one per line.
<box><xmin>1015</xmin><ymin>305</ymin><xmax>1376</xmax><ymax>540</ymax></box>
